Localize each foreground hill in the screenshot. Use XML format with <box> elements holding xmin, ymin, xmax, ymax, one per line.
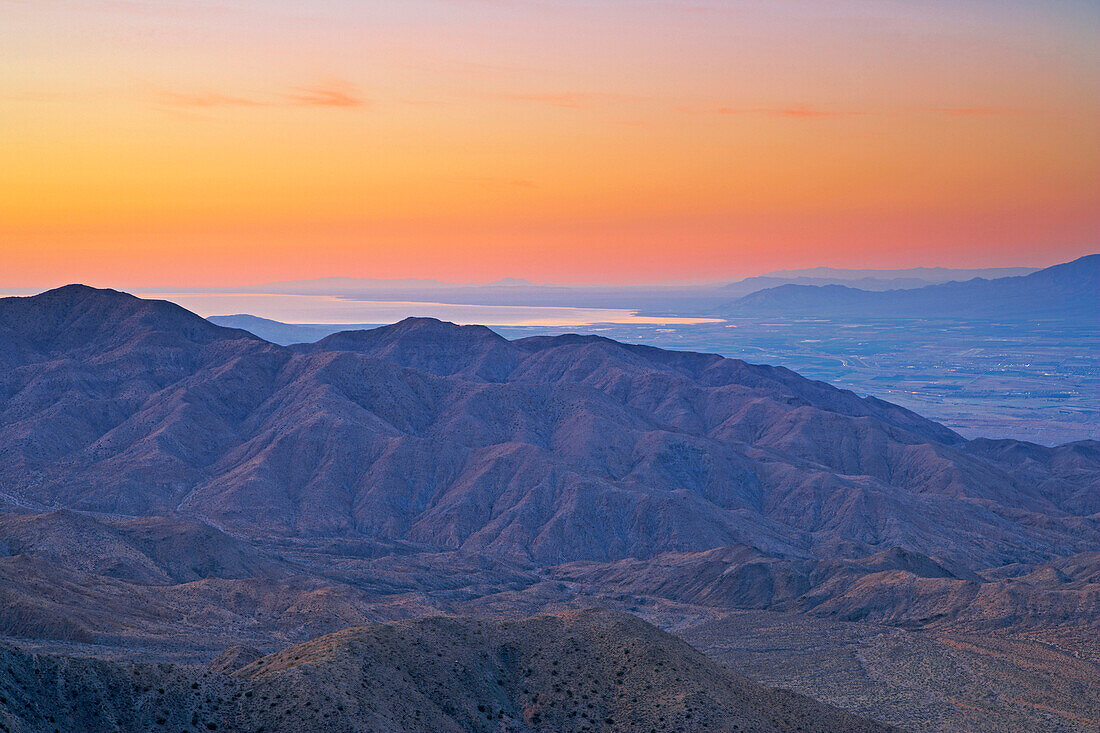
<box><xmin>725</xmin><ymin>253</ymin><xmax>1099</xmax><ymax>320</ymax></box>
<box><xmin>0</xmin><ymin>609</ymin><xmax>892</xmax><ymax>733</ymax></box>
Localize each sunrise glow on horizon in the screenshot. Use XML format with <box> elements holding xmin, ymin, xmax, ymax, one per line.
<box><xmin>2</xmin><ymin>0</ymin><xmax>1098</xmax><ymax>287</ymax></box>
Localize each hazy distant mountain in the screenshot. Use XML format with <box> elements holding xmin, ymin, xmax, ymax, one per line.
<box><xmin>203</xmin><ymin>261</ymin><xmax>1063</xmax><ymax>345</ymax></box>
<box><xmin>726</xmin><ymin>254</ymin><xmax>1099</xmax><ymax>319</ymax></box>
<box><xmin>723</xmin><ymin>275</ymin><xmax>946</xmax><ymax>293</ymax></box>
<box><xmin>189</xmin><ymin>263</ymin><xmax>1046</xmax><ymax>313</ymax></box>
<box><xmin>756</xmin><ymin>265</ymin><xmax>1038</xmax><ymax>282</ymax></box>
<box><xmin>255</xmin><ymin>275</ymin><xmax>459</xmax><ymax>293</ymax></box>
<box><xmin>208</xmin><ymin>313</ymin><xmax>377</xmax><ymax>345</ymax></box>
<box><xmin>255</xmin><ymin>265</ymin><xmax>1039</xmax><ymax>296</ymax></box>
<box><xmin>719</xmin><ymin>265</ymin><xmax>1039</xmax><ymax>296</ymax></box>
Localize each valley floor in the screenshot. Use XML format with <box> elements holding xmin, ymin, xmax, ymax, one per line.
<box><xmin>5</xmin><ymin>585</ymin><xmax>1100</xmax><ymax>732</ymax></box>
<box><xmin>496</xmin><ymin>317</ymin><xmax>1100</xmax><ymax>446</ymax></box>
<box><xmin>676</xmin><ymin>610</ymin><xmax>1100</xmax><ymax>733</ymax></box>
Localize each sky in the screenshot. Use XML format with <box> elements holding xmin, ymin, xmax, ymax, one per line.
<box><xmin>2</xmin><ymin>0</ymin><xmax>1098</xmax><ymax>287</ymax></box>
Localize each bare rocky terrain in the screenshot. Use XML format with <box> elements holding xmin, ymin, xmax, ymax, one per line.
<box><xmin>1</xmin><ymin>285</ymin><xmax>1098</xmax><ymax>730</ymax></box>
<box><xmin>0</xmin><ymin>609</ymin><xmax>893</xmax><ymax>733</ymax></box>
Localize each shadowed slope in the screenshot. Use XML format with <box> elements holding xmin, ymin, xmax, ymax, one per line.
<box><xmin>1</xmin><ymin>287</ymin><xmax>1098</xmax><ymax>732</ymax></box>
<box><xmin>0</xmin><ymin>609</ymin><xmax>894</xmax><ymax>733</ymax></box>
<box><xmin>0</xmin><ymin>290</ymin><xmax>1096</xmax><ymax>568</ymax></box>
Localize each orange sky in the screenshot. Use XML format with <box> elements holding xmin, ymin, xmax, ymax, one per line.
<box><xmin>2</xmin><ymin>0</ymin><xmax>1098</xmax><ymax>286</ymax></box>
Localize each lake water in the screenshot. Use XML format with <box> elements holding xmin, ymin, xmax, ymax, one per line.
<box><xmin>139</xmin><ymin>292</ymin><xmax>722</xmax><ymax>327</ymax></box>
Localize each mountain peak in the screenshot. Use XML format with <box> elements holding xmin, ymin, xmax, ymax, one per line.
<box><xmin>488</xmin><ymin>277</ymin><xmax>536</xmax><ymax>286</ymax></box>
<box><xmin>0</xmin><ymin>285</ymin><xmax>257</xmax><ymax>357</ymax></box>
<box><xmin>391</xmin><ymin>315</ymin><xmax>484</xmax><ymax>331</ymax></box>
<box><xmin>312</xmin><ymin>316</ymin><xmax>509</xmax><ymax>349</ymax></box>
<box><xmin>36</xmin><ymin>283</ymin><xmax>137</xmax><ymax>302</ymax></box>
<box><xmin>298</xmin><ymin>316</ymin><xmax>518</xmax><ymax>379</ymax></box>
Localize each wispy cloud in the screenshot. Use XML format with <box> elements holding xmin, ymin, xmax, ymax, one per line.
<box><xmin>495</xmin><ymin>91</ymin><xmax>640</xmax><ymax>110</ymax></box>
<box><xmin>499</xmin><ymin>92</ymin><xmax>598</xmax><ymax>109</ymax></box>
<box><xmin>715</xmin><ymin>105</ymin><xmax>843</xmax><ymax>119</ymax></box>
<box><xmin>154</xmin><ymin>79</ymin><xmax>365</xmax><ymax>110</ymax></box>
<box><xmin>920</xmin><ymin>106</ymin><xmax>1015</xmax><ymax>116</ymax></box>
<box><xmin>705</xmin><ymin>104</ymin><xmax>1017</xmax><ymax>119</ymax></box>
<box><xmin>158</xmin><ymin>91</ymin><xmax>265</xmax><ymax>108</ymax></box>
<box><xmin>283</xmin><ymin>80</ymin><xmax>364</xmax><ymax>108</ymax></box>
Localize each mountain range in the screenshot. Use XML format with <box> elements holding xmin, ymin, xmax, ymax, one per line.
<box><xmin>6</xmin><ymin>285</ymin><xmax>1094</xmax><ymax>564</ymax></box>
<box><xmin>725</xmin><ymin>254</ymin><xmax>1098</xmax><ymax>320</ymax></box>
<box><xmin>247</xmin><ymin>265</ymin><xmax>1039</xmax><ymax>299</ymax></box>
<box><xmin>202</xmin><ymin>258</ymin><xmax>1088</xmax><ymax>351</ymax></box>
<box><xmin>158</xmin><ymin>263</ymin><xmax>1045</xmax><ymax>323</ymax></box>
<box><xmin>1</xmin><ymin>284</ymin><xmax>1098</xmax><ymax>731</ymax></box>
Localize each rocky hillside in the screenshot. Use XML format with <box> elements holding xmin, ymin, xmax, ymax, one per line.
<box><xmin>2</xmin><ymin>286</ymin><xmax>1095</xmax><ymax>569</ymax></box>
<box><xmin>2</xmin><ymin>285</ymin><xmax>1099</xmax><ymax>731</ymax></box>
<box><xmin>0</xmin><ymin>609</ymin><xmax>893</xmax><ymax>733</ymax></box>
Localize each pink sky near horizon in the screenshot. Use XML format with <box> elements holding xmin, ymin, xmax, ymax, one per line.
<box><xmin>1</xmin><ymin>0</ymin><xmax>1097</xmax><ymax>287</ymax></box>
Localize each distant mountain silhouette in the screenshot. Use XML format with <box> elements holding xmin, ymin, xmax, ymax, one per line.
<box><xmin>200</xmin><ymin>264</ymin><xmax>1041</xmax><ymax>315</ymax></box>
<box><xmin>719</xmin><ymin>264</ymin><xmax>1040</xmax><ymax>296</ymax></box>
<box><xmin>207</xmin><ymin>313</ymin><xmax>376</xmax><ymax>345</ymax></box>
<box><xmin>754</xmin><ymin>265</ymin><xmax>1037</xmax><ymax>282</ymax></box>
<box><xmin>725</xmin><ymin>254</ymin><xmax>1099</xmax><ymax>319</ymax></box>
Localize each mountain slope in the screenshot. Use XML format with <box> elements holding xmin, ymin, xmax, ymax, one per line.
<box><xmin>0</xmin><ymin>609</ymin><xmax>894</xmax><ymax>733</ymax></box>
<box><xmin>1</xmin><ymin>286</ymin><xmax>1096</xmax><ymax>570</ymax></box>
<box><xmin>725</xmin><ymin>253</ymin><xmax>1099</xmax><ymax>319</ymax></box>
<box><xmin>2</xmin><ymin>285</ymin><xmax>1099</xmax><ymax>731</ymax></box>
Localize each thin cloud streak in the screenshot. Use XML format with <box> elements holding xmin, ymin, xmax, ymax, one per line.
<box><xmin>154</xmin><ymin>80</ymin><xmax>366</xmax><ymax>110</ymax></box>
<box><xmin>283</xmin><ymin>80</ymin><xmax>364</xmax><ymax>108</ymax></box>
<box><xmin>705</xmin><ymin>105</ymin><xmax>1018</xmax><ymax>119</ymax></box>
<box><xmin>715</xmin><ymin>105</ymin><xmax>843</xmax><ymax>119</ymax></box>
<box><xmin>499</xmin><ymin>92</ymin><xmax>598</xmax><ymax>109</ymax></box>
<box><xmin>158</xmin><ymin>91</ymin><xmax>266</xmax><ymax>108</ymax></box>
<box><xmin>496</xmin><ymin>92</ymin><xmax>637</xmax><ymax>109</ymax></box>
<box><xmin>920</xmin><ymin>107</ymin><xmax>1016</xmax><ymax>116</ymax></box>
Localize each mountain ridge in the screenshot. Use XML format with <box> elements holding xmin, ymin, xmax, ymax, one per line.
<box><xmin>1</xmin><ymin>285</ymin><xmax>1099</xmax><ymax>731</ymax></box>
<box><xmin>725</xmin><ymin>254</ymin><xmax>1099</xmax><ymax>319</ymax></box>
<box><xmin>0</xmin><ymin>609</ymin><xmax>894</xmax><ymax>733</ymax></box>
<box><xmin>0</xmin><ymin>288</ymin><xmax>1092</xmax><ymax>567</ymax></box>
